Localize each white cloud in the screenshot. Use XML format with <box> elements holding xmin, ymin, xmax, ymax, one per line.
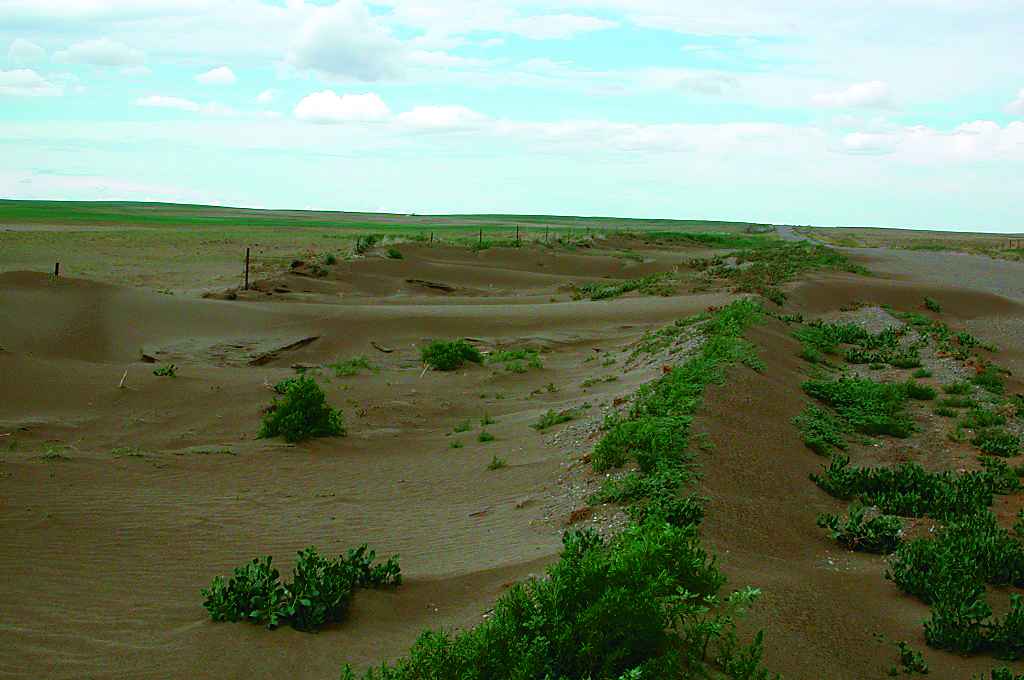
<box><xmin>293</xmin><ymin>90</ymin><xmax>391</xmax><ymax>123</ymax></box>
<box><xmin>135</xmin><ymin>94</ymin><xmax>235</xmax><ymax>116</ymax></box>
<box><xmin>196</xmin><ymin>65</ymin><xmax>236</xmax><ymax>85</ymax></box>
<box><xmin>509</xmin><ymin>14</ymin><xmax>616</xmax><ymax>39</ymax></box>
<box><xmin>8</xmin><ymin>38</ymin><xmax>45</xmax><ymax>65</ymax></box>
<box><xmin>1007</xmin><ymin>89</ymin><xmax>1024</xmax><ymax>116</ymax></box>
<box><xmin>841</xmin><ymin>131</ymin><xmax>899</xmax><ymax>155</ymax></box>
<box><xmin>288</xmin><ymin>1</ymin><xmax>404</xmax><ymax>81</ymax></box>
<box><xmin>812</xmin><ymin>81</ymin><xmax>892</xmax><ymax>108</ymax></box>
<box><xmin>257</xmin><ymin>89</ymin><xmax>274</xmax><ymax>104</ymax></box>
<box><xmin>397</xmin><ymin>105</ymin><xmax>487</xmax><ymax>129</ymax></box>
<box><xmin>54</xmin><ymin>37</ymin><xmax>144</xmax><ymax>66</ymax></box>
<box><xmin>121</xmin><ymin>65</ymin><xmax>151</xmax><ymax>76</ymax></box>
<box><xmin>0</xmin><ymin>69</ymin><xmax>61</xmax><ymax>96</ymax></box>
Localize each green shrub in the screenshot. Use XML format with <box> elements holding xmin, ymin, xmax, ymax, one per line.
<box><xmin>972</xmin><ymin>428</ymin><xmax>1021</xmax><ymax>457</ymax></box>
<box><xmin>477</xmin><ymin>430</ymin><xmax>495</xmax><ymax>443</ymax></box>
<box><xmin>934</xmin><ymin>406</ymin><xmax>958</xmax><ymax>418</ymax></box>
<box><xmin>486</xmin><ymin>455</ymin><xmax>507</xmax><ymax>470</ymax></box>
<box><xmin>531</xmin><ymin>408</ymin><xmax>578</xmax><ymax>431</ymax></box>
<box><xmin>940</xmin><ymin>395</ymin><xmax>977</xmax><ymax>409</ymax></box>
<box><xmin>153</xmin><ymin>364</ymin><xmax>177</xmax><ymax>377</ymax></box>
<box><xmin>453</xmin><ymin>420</ymin><xmax>472</xmax><ymax>433</ymax></box>
<box><xmin>202</xmin><ymin>545</ymin><xmax>399</xmax><ymax>632</ymax></box>
<box><xmin>792</xmin><ymin>405</ymin><xmax>848</xmax><ymax>456</ymax></box>
<box><xmin>324</xmin><ymin>253</ymin><xmax>338</xmax><ymax>265</ymax></box>
<box><xmin>386</xmin><ymin>248</ymin><xmax>403</xmax><ymax>259</ymax></box>
<box><xmin>945</xmin><ymin>381</ymin><xmax>974</xmax><ymax>395</ymax></box>
<box><xmin>913</xmin><ymin>368</ymin><xmax>933</xmax><ymax>379</ymax></box>
<box><xmin>592</xmin><ymin>415</ymin><xmax>691</xmax><ymax>473</ymax></box>
<box><xmin>258</xmin><ymin>375</ymin><xmax>345</xmax><ymax>443</ymax></box>
<box><xmin>354</xmin><ymin>234</ymin><xmax>379</xmax><ymax>254</ymax></box>
<box><xmin>975</xmin><ymin>668</ymin><xmax>1024</xmax><ymax>680</ymax></box>
<box><xmin>578</xmin><ymin>272</ymin><xmax>676</xmax><ymax>301</ymax></box>
<box><xmin>974</xmin><ymin>365</ymin><xmax>1006</xmax><ymax>395</ymax></box>
<box><xmin>895</xmin><ymin>641</ymin><xmax>929</xmax><ymax>675</ymax></box>
<box><xmin>902</xmin><ymin>381</ymin><xmax>937</xmax><ymax>401</ymax></box>
<box><xmin>924</xmin><ymin>297</ymin><xmax>942</xmax><ymax>313</ymax></box>
<box><xmin>802</xmin><ymin>376</ymin><xmax>914</xmax><ymax>438</ymax></box>
<box><xmin>890</xmin><ymin>350</ymin><xmax>923</xmax><ymax>369</ymax></box>
<box><xmin>489</xmin><ymin>347</ymin><xmax>543</xmax><ymax>372</ymax></box>
<box><xmin>962</xmin><ymin>409</ymin><xmax>1007</xmax><ymax>429</ymax></box>
<box><xmin>422</xmin><ymin>340</ymin><xmax>483</xmax><ymax>371</ymax></box>
<box><xmin>816</xmin><ymin>503</ymin><xmax>902</xmax><ymax>553</ymax></box>
<box><xmin>811</xmin><ymin>454</ymin><xmax>996</xmax><ymax>519</ymax></box>
<box><xmin>329</xmin><ymin>356</ymin><xmax>373</xmax><ymax>377</ymax></box>
<box><xmin>340</xmin><ymin>522</ymin><xmax>775</xmax><ymax>680</ymax></box>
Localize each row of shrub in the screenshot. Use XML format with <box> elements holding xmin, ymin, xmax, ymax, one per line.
<box><xmin>339</xmin><ymin>299</ymin><xmax>779</xmax><ymax>679</ymax></box>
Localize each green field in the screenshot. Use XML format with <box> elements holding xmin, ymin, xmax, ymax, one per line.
<box><xmin>0</xmin><ymin>200</ymin><xmax>778</xmax><ymax>292</ymax></box>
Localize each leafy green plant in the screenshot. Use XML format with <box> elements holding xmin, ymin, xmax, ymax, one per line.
<box><xmin>934</xmin><ymin>406</ymin><xmax>957</xmax><ymax>418</ymax></box>
<box><xmin>940</xmin><ymin>395</ymin><xmax>977</xmax><ymax>409</ymax></box>
<box><xmin>449</xmin><ymin>440</ymin><xmax>464</xmax><ymax>449</ymax></box>
<box><xmin>202</xmin><ymin>545</ymin><xmax>399</xmax><ymax>632</ymax></box>
<box><xmin>577</xmin><ymin>272</ymin><xmax>676</xmax><ymax>301</ymax></box>
<box><xmin>912</xmin><ymin>368</ymin><xmax>933</xmax><ymax>379</ymax></box>
<box><xmin>894</xmin><ymin>641</ymin><xmax>929</xmax><ymax>674</ymax></box>
<box><xmin>816</xmin><ymin>503</ymin><xmax>902</xmax><ymax>553</ymax></box>
<box><xmin>453</xmin><ymin>420</ymin><xmax>472</xmax><ymax>433</ymax></box>
<box><xmin>258</xmin><ymin>375</ymin><xmax>345</xmax><ymax>443</ymax></box>
<box><xmin>353</xmin><ymin>234</ymin><xmax>379</xmax><ymax>254</ymax></box>
<box><xmin>974</xmin><ymin>668</ymin><xmax>1024</xmax><ymax>680</ymax></box>
<box><xmin>421</xmin><ymin>340</ymin><xmax>483</xmax><ymax>371</ymax></box>
<box><xmin>480</xmin><ymin>413</ymin><xmax>495</xmax><ymax>426</ymax></box>
<box><xmin>477</xmin><ymin>430</ymin><xmax>495</xmax><ymax>443</ymax></box>
<box><xmin>486</xmin><ymin>455</ymin><xmax>507</xmax><ymax>470</ymax></box>
<box><xmin>924</xmin><ymin>297</ymin><xmax>942</xmax><ymax>313</ymax></box>
<box><xmin>903</xmin><ymin>381</ymin><xmax>937</xmax><ymax>401</ymax></box>
<box><xmin>153</xmin><ymin>363</ymin><xmax>177</xmax><ymax>377</ymax></box>
<box><xmin>974</xmin><ymin>365</ymin><xmax>1006</xmax><ymax>395</ymax></box>
<box><xmin>803</xmin><ymin>376</ymin><xmax>914</xmax><ymax>438</ymax></box>
<box><xmin>340</xmin><ymin>522</ymin><xmax>776</xmax><ymax>680</ymax></box>
<box><xmin>386</xmin><ymin>247</ymin><xmax>403</xmax><ymax>259</ymax></box>
<box><xmin>972</xmin><ymin>428</ymin><xmax>1021</xmax><ymax>457</ymax></box>
<box><xmin>962</xmin><ymin>409</ymin><xmax>1007</xmax><ymax>429</ymax></box>
<box><xmin>945</xmin><ymin>381</ymin><xmax>974</xmax><ymax>395</ymax></box>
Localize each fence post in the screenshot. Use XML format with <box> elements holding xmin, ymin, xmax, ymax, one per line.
<box><xmin>430</xmin><ymin>231</ymin><xmax>433</xmax><ymax>245</ymax></box>
<box><xmin>479</xmin><ymin>228</ymin><xmax>483</xmax><ymax>247</ymax></box>
<box><xmin>244</xmin><ymin>247</ymin><xmax>250</xmax><ymax>290</ymax></box>
<box><xmin>516</xmin><ymin>225</ymin><xmax>520</xmax><ymax>244</ymax></box>
<box><xmin>54</xmin><ymin>262</ymin><xmax>60</xmax><ymax>278</ymax></box>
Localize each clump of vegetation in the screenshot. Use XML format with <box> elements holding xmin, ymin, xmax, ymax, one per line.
<box><xmin>449</xmin><ymin>440</ymin><xmax>464</xmax><ymax>449</ymax></box>
<box><xmin>480</xmin><ymin>413</ymin><xmax>495</xmax><ymax>426</ymax></box>
<box><xmin>973</xmin><ymin>365</ymin><xmax>1006</xmax><ymax>395</ymax></box>
<box><xmin>324</xmin><ymin>253</ymin><xmax>338</xmax><ymax>266</ymax></box>
<box><xmin>940</xmin><ymin>395</ymin><xmax>977</xmax><ymax>409</ymax></box>
<box><xmin>887</xmin><ymin>510</ymin><xmax>1024</xmax><ymax>657</ymax></box>
<box><xmin>961</xmin><ymin>408</ymin><xmax>1007</xmax><ymax>430</ymax></box>
<box><xmin>811</xmin><ymin>454</ymin><xmax>999</xmax><ymax>520</ymax></box>
<box><xmin>802</xmin><ymin>376</ymin><xmax>915</xmax><ymax>438</ymax></box>
<box><xmin>894</xmin><ymin>641</ymin><xmax>929</xmax><ymax>675</ymax></box>
<box><xmin>421</xmin><ymin>340</ymin><xmax>483</xmax><ymax>371</ymax></box>
<box><xmin>903</xmin><ymin>381</ymin><xmax>937</xmax><ymax>401</ymax></box>
<box><xmin>816</xmin><ymin>503</ymin><xmax>902</xmax><ymax>553</ymax></box>
<box><xmin>975</xmin><ymin>669</ymin><xmax>1024</xmax><ymax>680</ymax></box>
<box><xmin>486</xmin><ymin>455</ymin><xmax>507</xmax><ymax>470</ymax></box>
<box><xmin>581</xmin><ymin>375</ymin><xmax>618</xmax><ymax>388</ymax></box>
<box><xmin>328</xmin><ymin>356</ymin><xmax>373</xmax><ymax>377</ymax></box>
<box><xmin>340</xmin><ymin>522</ymin><xmax>776</xmax><ymax>680</ymax></box>
<box><xmin>353</xmin><ymin>234</ymin><xmax>379</xmax><ymax>255</ymax></box>
<box><xmin>532</xmin><ymin>408</ymin><xmax>580</xmax><ymax>431</ymax></box>
<box><xmin>972</xmin><ymin>428</ymin><xmax>1021</xmax><ymax>457</ymax></box>
<box><xmin>153</xmin><ymin>363</ymin><xmax>177</xmax><ymax>377</ymax></box>
<box><xmin>202</xmin><ymin>545</ymin><xmax>400</xmax><ymax>632</ymax></box>
<box><xmin>452</xmin><ymin>420</ymin><xmax>472</xmax><ymax>433</ymax></box>
<box><xmin>934</xmin><ymin>406</ymin><xmax>958</xmax><ymax>418</ymax></box>
<box><xmin>589</xmin><ymin>300</ymin><xmax>764</xmax><ymax>519</ymax></box>
<box><xmin>488</xmin><ymin>347</ymin><xmax>543</xmax><ymax>372</ymax></box>
<box><xmin>924</xmin><ymin>297</ymin><xmax>942</xmax><ymax>313</ymax></box>
<box><xmin>386</xmin><ymin>247</ymin><xmax>404</xmax><ymax>260</ymax></box>
<box><xmin>577</xmin><ymin>272</ymin><xmax>676</xmax><ymax>301</ymax></box>
<box><xmin>945</xmin><ymin>381</ymin><xmax>974</xmax><ymax>395</ymax></box>
<box><xmin>913</xmin><ymin>368</ymin><xmax>933</xmax><ymax>379</ymax></box>
<box><xmin>258</xmin><ymin>375</ymin><xmax>345</xmax><ymax>443</ymax></box>
<box><xmin>698</xmin><ymin>241</ymin><xmax>868</xmax><ymax>304</ymax></box>
<box><xmin>477</xmin><ymin>430</ymin><xmax>495</xmax><ymax>443</ymax></box>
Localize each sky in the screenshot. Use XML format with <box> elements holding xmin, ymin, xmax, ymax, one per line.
<box><xmin>1</xmin><ymin>0</ymin><xmax>1023</xmax><ymax>231</ymax></box>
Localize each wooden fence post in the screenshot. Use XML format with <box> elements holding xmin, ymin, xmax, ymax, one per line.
<box><xmin>53</xmin><ymin>262</ymin><xmax>60</xmax><ymax>278</ymax></box>
<box><xmin>244</xmin><ymin>247</ymin><xmax>250</xmax><ymax>290</ymax></box>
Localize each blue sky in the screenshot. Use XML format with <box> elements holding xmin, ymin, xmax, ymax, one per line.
<box><xmin>2</xmin><ymin>0</ymin><xmax>1023</xmax><ymax>231</ymax></box>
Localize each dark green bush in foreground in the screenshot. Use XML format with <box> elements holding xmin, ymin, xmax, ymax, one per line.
<box><xmin>802</xmin><ymin>376</ymin><xmax>914</xmax><ymax>438</ymax></box>
<box><xmin>421</xmin><ymin>340</ymin><xmax>483</xmax><ymax>371</ymax></box>
<box><xmin>259</xmin><ymin>375</ymin><xmax>345</xmax><ymax>443</ymax></box>
<box><xmin>342</xmin><ymin>522</ymin><xmax>776</xmax><ymax>680</ymax></box>
<box><xmin>202</xmin><ymin>545</ymin><xmax>400</xmax><ymax>632</ymax></box>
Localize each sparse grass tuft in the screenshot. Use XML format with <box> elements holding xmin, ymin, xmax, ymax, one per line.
<box><xmin>486</xmin><ymin>455</ymin><xmax>507</xmax><ymax>470</ymax></box>
<box><xmin>531</xmin><ymin>408</ymin><xmax>580</xmax><ymax>431</ymax></box>
<box><xmin>329</xmin><ymin>356</ymin><xmax>373</xmax><ymax>377</ymax></box>
<box><xmin>153</xmin><ymin>364</ymin><xmax>177</xmax><ymax>377</ymax></box>
<box><xmin>924</xmin><ymin>297</ymin><xmax>942</xmax><ymax>313</ymax></box>
<box><xmin>386</xmin><ymin>247</ymin><xmax>403</xmax><ymax>259</ymax></box>
<box><xmin>477</xmin><ymin>430</ymin><xmax>495</xmax><ymax>443</ymax></box>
